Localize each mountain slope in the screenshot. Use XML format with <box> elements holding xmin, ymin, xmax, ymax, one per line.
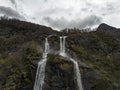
<box><xmin>97</xmin><ymin>23</ymin><xmax>120</xmax><ymax>37</ymax></box>
<box><xmin>0</xmin><ymin>19</ymin><xmax>120</xmax><ymax>90</ymax></box>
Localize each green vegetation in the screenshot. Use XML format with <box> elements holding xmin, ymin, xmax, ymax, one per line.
<box><xmin>0</xmin><ymin>41</ymin><xmax>42</xmax><ymax>90</ymax></box>
<box><xmin>48</xmin><ymin>54</ymin><xmax>73</xmax><ymax>71</ymax></box>
<box><xmin>68</xmin><ymin>31</ymin><xmax>120</xmax><ymax>90</ymax></box>
<box><xmin>0</xmin><ymin>19</ymin><xmax>120</xmax><ymax>90</ymax></box>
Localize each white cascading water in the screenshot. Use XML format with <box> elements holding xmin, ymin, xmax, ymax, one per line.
<box><xmin>60</xmin><ymin>36</ymin><xmax>67</xmax><ymax>56</ymax></box>
<box><xmin>59</xmin><ymin>36</ymin><xmax>84</xmax><ymax>90</ymax></box>
<box><xmin>34</xmin><ymin>38</ymin><xmax>49</xmax><ymax>90</ymax></box>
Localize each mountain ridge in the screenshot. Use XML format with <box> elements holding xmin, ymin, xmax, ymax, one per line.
<box><xmin>97</xmin><ymin>23</ymin><xmax>119</xmax><ymax>31</ymax></box>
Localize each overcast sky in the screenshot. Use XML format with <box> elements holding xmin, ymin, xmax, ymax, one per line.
<box><xmin>0</xmin><ymin>0</ymin><xmax>120</xmax><ymax>30</ymax></box>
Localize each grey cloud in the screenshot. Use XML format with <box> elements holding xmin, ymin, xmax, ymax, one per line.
<box><xmin>10</xmin><ymin>0</ymin><xmax>16</xmax><ymax>5</ymax></box>
<box><xmin>44</xmin><ymin>17</ymin><xmax>67</xmax><ymax>29</ymax></box>
<box><xmin>106</xmin><ymin>4</ymin><xmax>118</xmax><ymax>13</ymax></box>
<box><xmin>81</xmin><ymin>15</ymin><xmax>101</xmax><ymax>27</ymax></box>
<box><xmin>81</xmin><ymin>8</ymin><xmax>88</xmax><ymax>11</ymax></box>
<box><xmin>37</xmin><ymin>7</ymin><xmax>73</xmax><ymax>16</ymax></box>
<box><xmin>44</xmin><ymin>15</ymin><xmax>102</xmax><ymax>30</ymax></box>
<box><xmin>0</xmin><ymin>6</ymin><xmax>24</xmax><ymax>20</ymax></box>
<box><xmin>44</xmin><ymin>0</ymin><xmax>48</xmax><ymax>2</ymax></box>
<box><xmin>1</xmin><ymin>0</ymin><xmax>119</xmax><ymax>30</ymax></box>
<box><xmin>10</xmin><ymin>0</ymin><xmax>17</xmax><ymax>9</ymax></box>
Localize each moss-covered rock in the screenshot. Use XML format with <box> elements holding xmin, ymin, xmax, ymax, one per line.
<box><xmin>43</xmin><ymin>54</ymin><xmax>76</xmax><ymax>90</ymax></box>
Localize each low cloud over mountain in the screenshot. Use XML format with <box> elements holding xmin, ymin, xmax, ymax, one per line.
<box><xmin>0</xmin><ymin>6</ymin><xmax>24</xmax><ymax>20</ymax></box>
<box><xmin>0</xmin><ymin>0</ymin><xmax>120</xmax><ymax>30</ymax></box>
<box><xmin>44</xmin><ymin>15</ymin><xmax>101</xmax><ymax>29</ymax></box>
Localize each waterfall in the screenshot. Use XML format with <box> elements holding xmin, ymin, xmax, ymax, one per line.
<box><xmin>59</xmin><ymin>36</ymin><xmax>84</xmax><ymax>90</ymax></box>
<box><xmin>60</xmin><ymin>36</ymin><xmax>67</xmax><ymax>57</ymax></box>
<box><xmin>70</xmin><ymin>58</ymin><xmax>84</xmax><ymax>90</ymax></box>
<box><xmin>34</xmin><ymin>38</ymin><xmax>49</xmax><ymax>90</ymax></box>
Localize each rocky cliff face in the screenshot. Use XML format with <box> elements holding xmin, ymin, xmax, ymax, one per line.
<box><xmin>0</xmin><ymin>19</ymin><xmax>120</xmax><ymax>90</ymax></box>
<box><xmin>43</xmin><ymin>54</ymin><xmax>76</xmax><ymax>90</ymax></box>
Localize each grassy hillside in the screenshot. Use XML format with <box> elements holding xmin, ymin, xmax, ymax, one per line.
<box><xmin>0</xmin><ymin>19</ymin><xmax>120</xmax><ymax>90</ymax></box>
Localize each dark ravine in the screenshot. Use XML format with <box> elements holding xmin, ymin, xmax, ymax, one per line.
<box><xmin>0</xmin><ymin>18</ymin><xmax>120</xmax><ymax>90</ymax></box>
